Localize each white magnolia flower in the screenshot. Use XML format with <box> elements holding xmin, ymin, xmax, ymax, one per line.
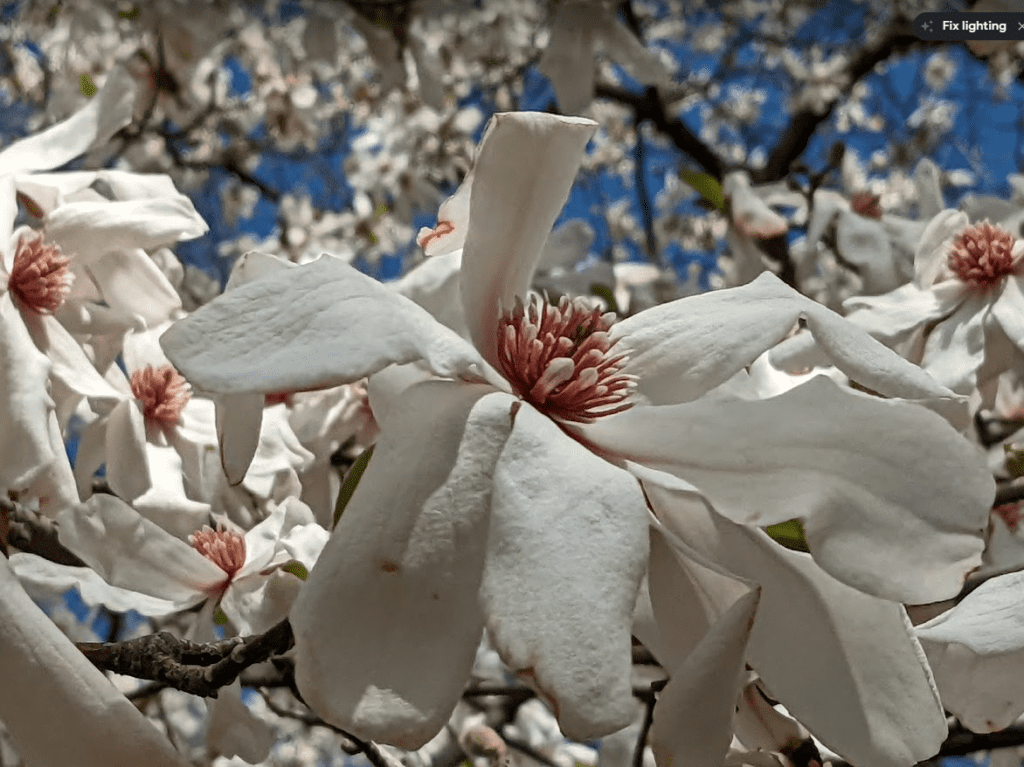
<box><xmin>161</xmin><ymin>112</ymin><xmax>992</xmax><ymax>765</ymax></box>
<box><xmin>844</xmin><ymin>211</ymin><xmax>1024</xmax><ymax>403</ymax></box>
<box><xmin>12</xmin><ymin>494</ymin><xmax>327</xmax><ymax>636</ymax></box>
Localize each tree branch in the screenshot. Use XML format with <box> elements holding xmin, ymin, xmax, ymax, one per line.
<box><xmin>77</xmin><ymin>618</ymin><xmax>294</xmax><ymax>697</ymax></box>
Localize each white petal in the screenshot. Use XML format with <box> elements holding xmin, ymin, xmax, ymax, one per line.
<box><xmin>650</xmin><ymin>587</ymin><xmax>760</xmax><ymax>767</ymax></box>
<box><xmin>215</xmin><ymin>393</ymin><xmax>264</xmax><ymax>486</ymax></box>
<box><xmin>589</xmin><ymin>376</ymin><xmax>992</xmax><ymax>604</ymax></box>
<box><xmin>161</xmin><ymin>255</ymin><xmax>482</xmax><ymax>394</ymax></box>
<box><xmin>0</xmin><ymin>67</ymin><xmax>135</xmax><ymax>176</ymax></box>
<box><xmin>57</xmin><ymin>494</ymin><xmax>226</xmax><ymax>600</ymax></box>
<box><xmin>917</xmin><ymin>570</ymin><xmax>1024</xmax><ymax>732</ymax></box>
<box><xmin>392</xmin><ymin>250</ymin><xmax>469</xmax><ymax>337</ymax></box>
<box><xmin>646</xmin><ymin>486</ymin><xmax>947</xmax><ymax>767</ymax></box>
<box><xmin>417</xmin><ymin>175</ymin><xmax>472</xmax><ymax>257</ymax></box>
<box><xmin>724</xmin><ymin>173</ymin><xmax>787</xmax><ymax>238</ymax></box>
<box><xmin>225</xmin><ymin>249</ymin><xmax>294</xmax><ymax>290</ymax></box>
<box><xmin>920</xmin><ymin>294</ymin><xmax>988</xmax><ymax>394</ymax></box>
<box><xmin>991</xmin><ymin>276</ymin><xmax>1024</xmax><ymax>354</ymax></box>
<box><xmin>10</xmin><ymin>553</ymin><xmax>187</xmax><ymax>616</ymax></box>
<box><xmin>460</xmin><ymin>112</ymin><xmax>597</xmax><ymax>370</ymax></box>
<box><xmin>22</xmin><ymin>312</ymin><xmax>124</xmax><ymax>405</ymax></box>
<box><xmin>482</xmin><ymin>403</ymin><xmax>648</xmax><ymax>740</ymax></box>
<box><xmin>0</xmin><ymin>557</ymin><xmax>191</xmax><ymax>767</ymax></box>
<box><xmin>105</xmin><ymin>398</ymin><xmax>152</xmax><ymax>502</ymax></box>
<box><xmin>537</xmin><ymin>4</ymin><xmax>596</xmax><ymax>114</ymax></box>
<box><xmin>221</xmin><ymin>570</ymin><xmax>301</xmax><ymax>636</ymax></box>
<box><xmin>44</xmin><ymin>198</ymin><xmax>207</xmax><ymax>258</ymax></box>
<box><xmin>915</xmin><ymin>210</ymin><xmax>967</xmax><ymax>289</ymax></box>
<box><xmin>835</xmin><ymin>211</ymin><xmax>899</xmax><ymax>293</ymax></box>
<box><xmin>0</xmin><ymin>293</ymin><xmax>54</xmax><ymax>489</ymax></box>
<box><xmin>85</xmin><ymin>249</ymin><xmax>182</xmax><ymax>325</ymax></box>
<box><xmin>292</xmin><ymin>382</ymin><xmax>515</xmax><ymax>749</ymax></box>
<box><xmin>205</xmin><ymin>683</ymin><xmax>275</xmax><ymax>763</ymax></box>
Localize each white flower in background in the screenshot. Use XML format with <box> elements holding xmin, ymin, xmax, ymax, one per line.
<box><xmin>162</xmin><ymin>112</ymin><xmax>993</xmax><ymax>767</ymax></box>
<box><xmin>721</xmin><ymin>171</ymin><xmax>791</xmax><ymax>286</ymax></box>
<box><xmin>538</xmin><ymin>0</ymin><xmax>668</xmax><ymax>115</ymax></box>
<box><xmin>844</xmin><ymin>211</ymin><xmax>1024</xmax><ymax>403</ymax></box>
<box><xmin>11</xmin><ymin>494</ymin><xmax>327</xmax><ymax>636</ymax></box>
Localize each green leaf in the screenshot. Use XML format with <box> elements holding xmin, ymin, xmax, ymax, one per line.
<box><xmin>590</xmin><ymin>283</ymin><xmax>620</xmax><ymax>315</ymax></box>
<box><xmin>1005</xmin><ymin>444</ymin><xmax>1024</xmax><ymax>479</ymax></box>
<box><xmin>765</xmin><ymin>518</ymin><xmax>809</xmax><ymax>552</ymax></box>
<box><xmin>333</xmin><ymin>444</ymin><xmax>375</xmax><ymax>528</ymax></box>
<box><xmin>679</xmin><ymin>169</ymin><xmax>726</xmax><ymax>212</ymax></box>
<box><xmin>79</xmin><ymin>74</ymin><xmax>97</xmax><ymax>98</ymax></box>
<box><xmin>213</xmin><ymin>608</ymin><xmax>228</xmax><ymax>626</ymax></box>
<box><xmin>281</xmin><ymin>561</ymin><xmax>309</xmax><ymax>580</ymax></box>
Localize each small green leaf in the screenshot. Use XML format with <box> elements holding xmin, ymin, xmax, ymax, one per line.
<box><xmin>1006</xmin><ymin>444</ymin><xmax>1024</xmax><ymax>479</ymax></box>
<box><xmin>79</xmin><ymin>74</ymin><xmax>97</xmax><ymax>97</ymax></box>
<box><xmin>589</xmin><ymin>283</ymin><xmax>620</xmax><ymax>315</ymax></box>
<box><xmin>333</xmin><ymin>444</ymin><xmax>375</xmax><ymax>528</ymax></box>
<box><xmin>281</xmin><ymin>561</ymin><xmax>309</xmax><ymax>580</ymax></box>
<box><xmin>213</xmin><ymin>608</ymin><xmax>228</xmax><ymax>626</ymax></box>
<box><xmin>765</xmin><ymin>518</ymin><xmax>809</xmax><ymax>552</ymax></box>
<box><xmin>679</xmin><ymin>169</ymin><xmax>726</xmax><ymax>212</ymax></box>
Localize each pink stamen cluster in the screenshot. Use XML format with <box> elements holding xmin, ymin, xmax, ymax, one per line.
<box><xmin>948</xmin><ymin>222</ymin><xmax>1018</xmax><ymax>286</ymax></box>
<box><xmin>850</xmin><ymin>191</ymin><xmax>883</xmax><ymax>219</ymax></box>
<box><xmin>8</xmin><ymin>233</ymin><xmax>72</xmax><ymax>313</ymax></box>
<box><xmin>190</xmin><ymin>526</ymin><xmax>246</xmax><ymax>577</ymax></box>
<box><xmin>130</xmin><ymin>365</ymin><xmax>192</xmax><ymax>426</ymax></box>
<box><xmin>496</xmin><ymin>294</ymin><xmax>636</xmax><ymax>423</ymax></box>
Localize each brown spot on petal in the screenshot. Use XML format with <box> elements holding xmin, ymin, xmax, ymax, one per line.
<box><xmin>380</xmin><ymin>561</ymin><xmax>400</xmax><ymax>574</ymax></box>
<box><xmin>850</xmin><ymin>191</ymin><xmax>883</xmax><ymax>219</ymax></box>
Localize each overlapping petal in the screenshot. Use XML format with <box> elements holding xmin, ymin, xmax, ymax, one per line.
<box><xmin>587</xmin><ymin>376</ymin><xmax>992</xmax><ymax>603</ymax></box>
<box><xmin>645</xmin><ymin>480</ymin><xmax>947</xmax><ymax>767</ymax></box>
<box><xmin>0</xmin><ymin>557</ymin><xmax>190</xmax><ymax>767</ymax></box>
<box><xmin>291</xmin><ymin>382</ymin><xmax>515</xmax><ymax>748</ymax></box>
<box><xmin>459</xmin><ymin>112</ymin><xmax>597</xmax><ymax>370</ymax></box>
<box><xmin>161</xmin><ymin>255</ymin><xmax>483</xmax><ymax>394</ymax></box>
<box><xmin>481</xmin><ymin>402</ymin><xmax>648</xmax><ymax>740</ymax></box>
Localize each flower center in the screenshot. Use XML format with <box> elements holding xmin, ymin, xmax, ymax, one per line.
<box><xmin>190</xmin><ymin>526</ymin><xmax>246</xmax><ymax>577</ymax></box>
<box><xmin>130</xmin><ymin>365</ymin><xmax>192</xmax><ymax>426</ymax></box>
<box><xmin>948</xmin><ymin>222</ymin><xmax>1018</xmax><ymax>286</ymax></box>
<box><xmin>496</xmin><ymin>294</ymin><xmax>636</xmax><ymax>423</ymax></box>
<box><xmin>850</xmin><ymin>191</ymin><xmax>882</xmax><ymax>219</ymax></box>
<box><xmin>8</xmin><ymin>233</ymin><xmax>72</xmax><ymax>313</ymax></box>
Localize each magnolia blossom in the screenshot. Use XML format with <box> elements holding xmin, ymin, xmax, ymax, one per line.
<box><xmin>161</xmin><ymin>113</ymin><xmax>993</xmax><ymax>765</ymax></box>
<box><xmin>844</xmin><ymin>210</ymin><xmax>1024</xmax><ymax>403</ymax></box>
<box><xmin>11</xmin><ymin>494</ymin><xmax>327</xmax><ymax>636</ymax></box>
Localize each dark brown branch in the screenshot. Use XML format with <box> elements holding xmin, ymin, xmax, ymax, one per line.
<box><xmin>1</xmin><ymin>497</ymin><xmax>86</xmax><ymax>567</ymax></box>
<box><xmin>755</xmin><ymin>27</ymin><xmax>921</xmax><ymax>182</ymax></box>
<box><xmin>595</xmin><ymin>83</ymin><xmax>726</xmax><ymax>180</ymax></box>
<box><xmin>77</xmin><ymin>618</ymin><xmax>294</xmax><ymax>697</ymax></box>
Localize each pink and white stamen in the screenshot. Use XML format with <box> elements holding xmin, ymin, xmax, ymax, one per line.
<box><xmin>8</xmin><ymin>232</ymin><xmax>73</xmax><ymax>313</ymax></box>
<box><xmin>190</xmin><ymin>526</ymin><xmax>246</xmax><ymax>579</ymax></box>
<box><xmin>496</xmin><ymin>293</ymin><xmax>636</xmax><ymax>423</ymax></box>
<box><xmin>948</xmin><ymin>221</ymin><xmax>1018</xmax><ymax>286</ymax></box>
<box><xmin>130</xmin><ymin>365</ymin><xmax>192</xmax><ymax>427</ymax></box>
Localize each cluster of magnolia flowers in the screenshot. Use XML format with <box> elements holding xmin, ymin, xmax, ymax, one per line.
<box><xmin>5</xmin><ymin>92</ymin><xmax>1024</xmax><ymax>767</ymax></box>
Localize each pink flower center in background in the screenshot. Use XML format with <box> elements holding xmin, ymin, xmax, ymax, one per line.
<box><xmin>130</xmin><ymin>365</ymin><xmax>192</xmax><ymax>426</ymax></box>
<box><xmin>850</xmin><ymin>191</ymin><xmax>883</xmax><ymax>219</ymax></box>
<box><xmin>8</xmin><ymin>233</ymin><xmax>72</xmax><ymax>313</ymax></box>
<box><xmin>948</xmin><ymin>222</ymin><xmax>1017</xmax><ymax>286</ymax></box>
<box><xmin>496</xmin><ymin>294</ymin><xmax>636</xmax><ymax>423</ymax></box>
<box><xmin>190</xmin><ymin>526</ymin><xmax>247</xmax><ymax>577</ymax></box>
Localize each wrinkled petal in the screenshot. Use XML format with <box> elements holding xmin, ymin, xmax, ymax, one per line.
<box><xmin>482</xmin><ymin>402</ymin><xmax>648</xmax><ymax>740</ymax></box>
<box><xmin>460</xmin><ymin>112</ymin><xmax>597</xmax><ymax>370</ymax></box>
<box><xmin>0</xmin><ymin>557</ymin><xmax>191</xmax><ymax>767</ymax></box>
<box><xmin>0</xmin><ymin>292</ymin><xmax>54</xmax><ymax>489</ymax></box>
<box><xmin>917</xmin><ymin>570</ymin><xmax>1024</xmax><ymax>732</ymax></box>
<box><xmin>587</xmin><ymin>376</ymin><xmax>992</xmax><ymax>604</ymax></box>
<box><xmin>292</xmin><ymin>382</ymin><xmax>515</xmax><ymax>749</ymax></box>
<box><xmin>57</xmin><ymin>493</ymin><xmax>227</xmax><ymax>600</ymax></box>
<box><xmin>45</xmin><ymin>198</ymin><xmax>208</xmax><ymax>258</ymax></box>
<box><xmin>10</xmin><ymin>553</ymin><xmax>188</xmax><ymax>616</ymax></box>
<box><xmin>651</xmin><ymin>587</ymin><xmax>760</xmax><ymax>767</ymax></box>
<box><xmin>616</xmin><ymin>272</ymin><xmax>962</xmax><ymax>407</ymax></box>
<box><xmin>0</xmin><ymin>67</ymin><xmax>135</xmax><ymax>176</ymax></box>
<box><xmin>842</xmin><ymin>280</ymin><xmax>964</xmax><ymax>353</ymax></box>
<box><xmin>920</xmin><ymin>294</ymin><xmax>988</xmax><ymax>394</ymax></box>
<box><xmin>645</xmin><ymin>481</ymin><xmax>947</xmax><ymax>767</ymax></box>
<box><xmin>161</xmin><ymin>255</ymin><xmax>482</xmax><ymax>394</ymax></box>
